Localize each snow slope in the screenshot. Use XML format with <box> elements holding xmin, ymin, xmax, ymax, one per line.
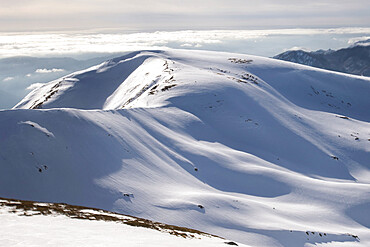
<box><xmin>1</xmin><ymin>49</ymin><xmax>370</xmax><ymax>246</ymax></box>
<box><xmin>0</xmin><ymin>197</ymin><xmax>240</xmax><ymax>247</ymax></box>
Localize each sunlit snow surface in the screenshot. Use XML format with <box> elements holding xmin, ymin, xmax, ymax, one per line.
<box><xmin>0</xmin><ymin>198</ymin><xmax>238</xmax><ymax>247</ymax></box>
<box><xmin>1</xmin><ymin>49</ymin><xmax>370</xmax><ymax>246</ymax></box>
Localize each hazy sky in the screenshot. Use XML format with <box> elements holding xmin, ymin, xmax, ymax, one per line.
<box><xmin>1</xmin><ymin>1</ymin><xmax>369</xmax><ymax>109</ymax></box>
<box><xmin>1</xmin><ymin>0</ymin><xmax>369</xmax><ymax>32</ymax></box>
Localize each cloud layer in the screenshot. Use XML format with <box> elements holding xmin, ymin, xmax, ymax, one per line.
<box><xmin>0</xmin><ymin>28</ymin><xmax>369</xmax><ymax>58</ymax></box>
<box><xmin>35</xmin><ymin>68</ymin><xmax>65</xmax><ymax>73</ymax></box>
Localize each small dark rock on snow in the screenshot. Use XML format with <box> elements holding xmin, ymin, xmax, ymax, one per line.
<box><xmin>225</xmin><ymin>241</ymin><xmax>238</xmax><ymax>246</ymax></box>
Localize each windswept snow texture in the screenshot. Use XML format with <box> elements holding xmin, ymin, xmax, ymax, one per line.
<box><xmin>2</xmin><ymin>49</ymin><xmax>370</xmax><ymax>247</ymax></box>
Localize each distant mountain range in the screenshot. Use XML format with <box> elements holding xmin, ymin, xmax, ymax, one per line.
<box><xmin>274</xmin><ymin>41</ymin><xmax>370</xmax><ymax>76</ymax></box>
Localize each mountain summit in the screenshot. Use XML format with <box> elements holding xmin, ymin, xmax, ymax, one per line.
<box><xmin>2</xmin><ymin>49</ymin><xmax>370</xmax><ymax>246</ymax></box>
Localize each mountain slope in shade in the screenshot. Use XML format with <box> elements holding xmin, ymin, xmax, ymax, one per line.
<box><xmin>273</xmin><ymin>45</ymin><xmax>370</xmax><ymax>76</ymax></box>
<box><xmin>1</xmin><ymin>49</ymin><xmax>370</xmax><ymax>246</ymax></box>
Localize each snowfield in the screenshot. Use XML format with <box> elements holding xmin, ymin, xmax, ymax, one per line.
<box><xmin>1</xmin><ymin>49</ymin><xmax>370</xmax><ymax>246</ymax></box>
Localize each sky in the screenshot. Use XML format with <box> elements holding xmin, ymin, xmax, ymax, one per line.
<box><xmin>1</xmin><ymin>0</ymin><xmax>369</xmax><ymax>32</ymax></box>
<box><xmin>0</xmin><ymin>1</ymin><xmax>369</xmax><ymax>109</ymax></box>
<box><xmin>0</xmin><ymin>0</ymin><xmax>369</xmax><ymax>58</ymax></box>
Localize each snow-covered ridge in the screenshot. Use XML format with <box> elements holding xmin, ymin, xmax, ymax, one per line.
<box><xmin>14</xmin><ymin>51</ymin><xmax>177</xmax><ymax>110</ymax></box>
<box><xmin>2</xmin><ymin>49</ymin><xmax>370</xmax><ymax>246</ymax></box>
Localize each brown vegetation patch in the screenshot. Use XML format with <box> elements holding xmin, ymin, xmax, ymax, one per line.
<box><xmin>0</xmin><ymin>197</ymin><xmax>219</xmax><ymax>239</ymax></box>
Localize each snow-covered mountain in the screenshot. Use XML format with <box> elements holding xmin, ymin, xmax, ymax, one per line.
<box><xmin>273</xmin><ymin>44</ymin><xmax>370</xmax><ymax>76</ymax></box>
<box><xmin>1</xmin><ymin>49</ymin><xmax>370</xmax><ymax>246</ymax></box>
